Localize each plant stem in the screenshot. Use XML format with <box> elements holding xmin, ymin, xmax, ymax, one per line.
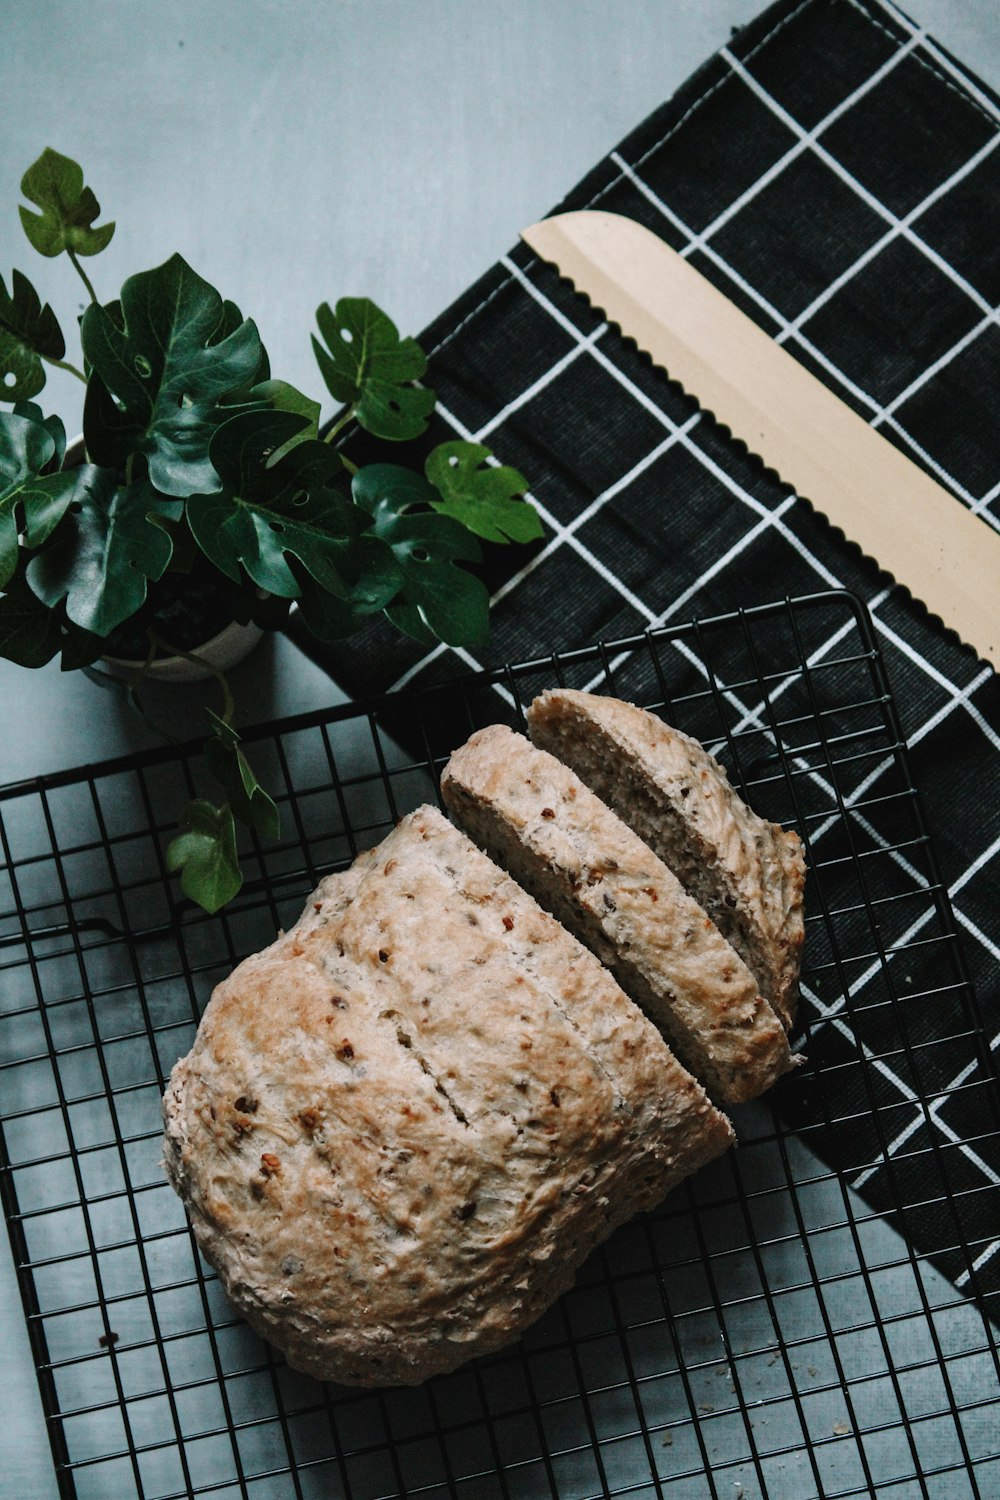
<box><xmin>43</xmin><ymin>353</ymin><xmax>87</xmax><ymax>384</ymax></box>
<box><xmin>127</xmin><ymin>688</ymin><xmax>185</xmax><ymax>749</ymax></box>
<box><xmin>339</xmin><ymin>453</ymin><xmax>358</xmax><ymax>476</ymax></box>
<box><xmin>84</xmin><ymin>651</ymin><xmax>186</xmax><ymax>749</ymax></box>
<box><xmin>147</xmin><ymin>628</ymin><xmax>236</xmax><ymax>724</ymax></box>
<box><xmin>322</xmin><ymin>403</ymin><xmax>357</xmax><ymax>444</ymax></box>
<box><xmin>67</xmin><ymin>247</ymin><xmax>99</xmax><ymax>305</ymax></box>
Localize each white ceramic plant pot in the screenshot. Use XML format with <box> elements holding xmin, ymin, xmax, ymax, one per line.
<box><xmin>61</xmin><ymin>437</ymin><xmax>266</xmax><ymax>684</ymax></box>
<box><xmin>101</xmin><ymin>619</ymin><xmax>265</xmax><ymax>683</ymax></box>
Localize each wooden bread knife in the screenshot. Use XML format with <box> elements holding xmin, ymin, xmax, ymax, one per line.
<box><xmin>521</xmin><ymin>210</ymin><xmax>999</xmax><ymax>668</ymax></box>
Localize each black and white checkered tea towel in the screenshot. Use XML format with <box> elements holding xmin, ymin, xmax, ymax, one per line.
<box><xmin>325</xmin><ymin>0</ymin><xmax>1000</xmax><ymax>1310</ymax></box>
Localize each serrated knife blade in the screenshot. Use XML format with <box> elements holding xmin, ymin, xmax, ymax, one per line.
<box><xmin>521</xmin><ymin>209</ymin><xmax>999</xmax><ymax>669</ymax></box>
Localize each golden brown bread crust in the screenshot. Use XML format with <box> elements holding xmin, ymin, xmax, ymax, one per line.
<box><xmin>442</xmin><ymin>726</ymin><xmax>795</xmax><ymax>1104</ymax></box>
<box><xmin>162</xmin><ymin>806</ymin><xmax>732</xmax><ymax>1387</ymax></box>
<box><xmin>527</xmin><ymin>690</ymin><xmax>806</xmax><ymax>1031</ymax></box>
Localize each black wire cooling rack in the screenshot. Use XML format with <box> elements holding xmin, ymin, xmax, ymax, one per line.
<box><xmin>2</xmin><ymin>588</ymin><xmax>998</xmax><ymax>1500</ymax></box>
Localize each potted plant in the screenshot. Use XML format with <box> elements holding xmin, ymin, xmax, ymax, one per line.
<box><xmin>0</xmin><ymin>149</ymin><xmax>542</xmax><ymax>912</ymax></box>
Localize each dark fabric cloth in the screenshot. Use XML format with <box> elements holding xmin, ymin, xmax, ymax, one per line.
<box><xmin>325</xmin><ymin>0</ymin><xmax>1000</xmax><ymax>1310</ymax></box>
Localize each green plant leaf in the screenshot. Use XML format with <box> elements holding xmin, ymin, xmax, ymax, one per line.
<box><xmin>295</xmin><ymin>534</ymin><xmax>403</xmax><ymax>639</ymax></box>
<box><xmin>203</xmin><ymin>710</ymin><xmax>280</xmax><ymax>840</ymax></box>
<box><xmin>187</xmin><ymin>408</ymin><xmax>374</xmax><ymax>598</ymax></box>
<box><xmin>14</xmin><ymin>402</ymin><xmax>67</xmax><ymax>469</ymax></box>
<box><xmin>0</xmin><ymin>406</ymin><xmax>54</xmax><ymax>482</ymax></box>
<box><xmin>19</xmin><ymin>148</ymin><xmax>115</xmax><ymax>259</ymax></box>
<box><xmin>313</xmin><ymin>298</ymin><xmax>435</xmax><ymax>440</ymax></box>
<box><xmin>0</xmin><ymin>551</ymin><xmax>103</xmax><ymax>670</ymax></box>
<box><xmin>425</xmin><ymin>440</ymin><xmax>543</xmax><ymax>544</ymax></box>
<box><xmin>14</xmin><ymin>466</ymin><xmax>90</xmax><ymax>558</ymax></box>
<box><xmin>0</xmin><ymin>571</ymin><xmax>63</xmax><ymax>666</ymax></box>
<box><xmin>166</xmin><ymin>799</ymin><xmax>242</xmax><ymax>913</ymax></box>
<box><xmin>0</xmin><ymin>408</ymin><xmax>84</xmax><ymax>587</ymax></box>
<box><xmin>215</xmin><ymin>572</ymin><xmax>292</xmax><ymax>631</ymax></box>
<box><xmin>352</xmin><ymin>463</ymin><xmax>488</xmax><ymax>645</ymax></box>
<box><xmin>0</xmin><ymin>270</ymin><xmax>66</xmax><ymax>402</ymax></box>
<box><xmin>58</xmin><ymin>617</ymin><xmax>104</xmax><ymax>671</ymax></box>
<box><xmin>81</xmin><ymin>254</ymin><xmax>264</xmax><ymax>495</ymax></box>
<box><xmin>253</xmin><ymin>379</ymin><xmax>320</xmax><ymax>436</ymax></box>
<box><xmin>247</xmin><ymin>378</ymin><xmax>320</xmax><ymax>464</ymax></box>
<box><xmin>25</xmin><ymin>465</ymin><xmax>176</xmax><ymax>636</ymax></box>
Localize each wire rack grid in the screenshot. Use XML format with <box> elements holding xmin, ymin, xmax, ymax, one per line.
<box><xmin>1</xmin><ymin>588</ymin><xmax>998</xmax><ymax>1500</ymax></box>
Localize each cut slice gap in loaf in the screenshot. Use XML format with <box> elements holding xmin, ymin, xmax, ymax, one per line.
<box><xmin>442</xmin><ymin>726</ymin><xmax>796</xmax><ymax>1106</ymax></box>
<box><xmin>527</xmin><ymin>689</ymin><xmax>806</xmax><ymax>1032</ymax></box>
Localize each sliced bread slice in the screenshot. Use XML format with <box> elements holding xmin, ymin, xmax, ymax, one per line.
<box><xmin>442</xmin><ymin>726</ymin><xmax>795</xmax><ymax>1105</ymax></box>
<box><xmin>528</xmin><ymin>690</ymin><xmax>805</xmax><ymax>1031</ymax></box>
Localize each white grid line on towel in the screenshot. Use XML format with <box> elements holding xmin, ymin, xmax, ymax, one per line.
<box><xmin>478</xmin><ymin>417</ymin><xmax>705</xmax><ymax>610</ymax></box>
<box><xmin>869</xmin><ymin>605</ymin><xmax>1000</xmax><ymax>760</ymax></box>
<box><xmin>791</xmin><ymin>661</ymin><xmax>996</xmax><ymax>854</ymax></box>
<box><xmin>850</xmin><ymin>832</ymin><xmax>1000</xmax><ymax>1197</ymax></box>
<box><xmin>722</xmin><ymin>46</ymin><xmax>997</xmax><ymax>320</ymax></box>
<box><xmin>476</xmin><ymin>323</ymin><xmax>607</xmax><ymax>442</ymax></box>
<box><xmin>608</xmin><ymin>150</ymin><xmax>1000</xmax><ymax>523</ymax></box>
<box><xmin>779</xmin><ymin>133</ymin><xmax>1000</xmax><ymax>340</ymax></box>
<box><xmin>610</xmin><ymin>19</ymin><xmax>1000</xmax><ymax>505</ymax></box>
<box><xmin>803</xmin><ymin>986</ymin><xmax>999</xmax><ymax>1207</ymax></box>
<box><xmin>854</xmin><ymin>1035</ymin><xmax>1000</xmax><ymax>1194</ymax></box>
<box><xmin>675</xmin><ymin>32</ymin><xmax>920</xmax><ymax>261</ymax></box>
<box><xmin>972</xmin><ymin>477</ymin><xmax>1000</xmax><ymax>521</ymax></box>
<box><xmin>435</xmin><ymin>397</ymin><xmax>661</xmax><ymax>628</ymax></box>
<box><xmin>956</xmin><ymin>1236</ymin><xmax>1000</xmax><ymax>1290</ymax></box>
<box><xmin>876</xmin><ymin>0</ymin><xmax>1000</xmax><ymax>127</ymax></box>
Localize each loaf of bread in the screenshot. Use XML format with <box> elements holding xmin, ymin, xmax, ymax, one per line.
<box><xmin>162</xmin><ymin>805</ymin><xmax>733</xmax><ymax>1387</ymax></box>
<box><xmin>528</xmin><ymin>690</ymin><xmax>806</xmax><ymax>1031</ymax></box>
<box><xmin>442</xmin><ymin>725</ymin><xmax>795</xmax><ymax>1105</ymax></box>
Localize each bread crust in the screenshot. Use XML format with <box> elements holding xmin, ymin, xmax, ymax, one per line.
<box><xmin>528</xmin><ymin>690</ymin><xmax>806</xmax><ymax>1031</ymax></box>
<box><xmin>442</xmin><ymin>726</ymin><xmax>794</xmax><ymax>1104</ymax></box>
<box><xmin>163</xmin><ymin>806</ymin><xmax>732</xmax><ymax>1387</ymax></box>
